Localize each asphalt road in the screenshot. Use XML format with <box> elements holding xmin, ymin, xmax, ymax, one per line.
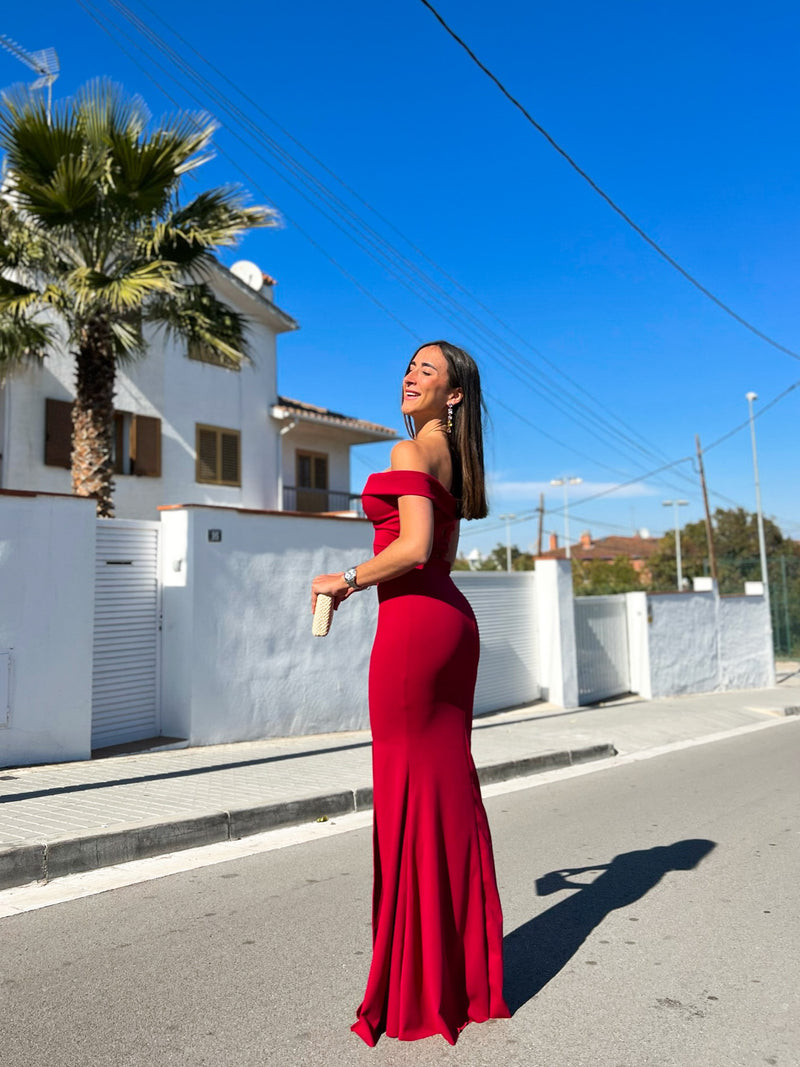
<box><xmin>1</xmin><ymin>722</ymin><xmax>798</xmax><ymax>1067</ymax></box>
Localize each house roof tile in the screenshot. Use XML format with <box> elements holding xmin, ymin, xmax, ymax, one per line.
<box><xmin>538</xmin><ymin>533</ymin><xmax>661</xmax><ymax>562</ymax></box>
<box><xmin>272</xmin><ymin>396</ymin><xmax>398</xmax><ymax>440</ymax></box>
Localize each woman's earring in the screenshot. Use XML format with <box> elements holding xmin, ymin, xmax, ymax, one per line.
<box><xmin>446</xmin><ymin>403</ymin><xmax>454</xmax><ymax>434</ymax></box>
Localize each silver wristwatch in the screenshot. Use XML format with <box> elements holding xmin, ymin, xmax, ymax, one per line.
<box><xmin>343</xmin><ymin>567</ymin><xmax>361</xmax><ymax>591</ymax></box>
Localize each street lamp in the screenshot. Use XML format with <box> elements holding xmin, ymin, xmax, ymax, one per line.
<box><xmin>745</xmin><ymin>392</ymin><xmax>770</xmax><ymax>609</ymax></box>
<box><xmin>550</xmin><ymin>477</ymin><xmax>582</xmax><ymax>559</ymax></box>
<box><xmin>498</xmin><ymin>513</ymin><xmax>516</xmax><ymax>572</ymax></box>
<box><xmin>662</xmin><ymin>500</ymin><xmax>689</xmax><ymax>590</ymax></box>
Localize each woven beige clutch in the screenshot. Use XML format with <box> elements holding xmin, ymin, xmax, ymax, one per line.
<box><xmin>312</xmin><ymin>593</ymin><xmax>334</xmax><ymax>637</ymax></box>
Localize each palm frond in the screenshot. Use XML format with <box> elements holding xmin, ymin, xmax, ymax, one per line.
<box><xmin>143</xmin><ymin>188</ymin><xmax>278</xmax><ymax>265</ymax></box>
<box><xmin>10</xmin><ymin>152</ymin><xmax>102</xmax><ymax>227</ymax></box>
<box><xmin>0</xmin><ymin>313</ymin><xmax>52</xmax><ymax>370</ymax></box>
<box><xmin>108</xmin><ymin>313</ymin><xmax>147</xmax><ymax>358</ymax></box>
<box><xmin>75</xmin><ymin>78</ymin><xmax>150</xmax><ymax>148</ymax></box>
<box><xmin>146</xmin><ymin>281</ymin><xmax>251</xmax><ymax>366</ymax></box>
<box><xmin>107</xmin><ymin>131</ymin><xmax>197</xmax><ymax>218</ymax></box>
<box><xmin>0</xmin><ymin>87</ymin><xmax>86</xmax><ymax>187</ymax></box>
<box><xmin>0</xmin><ymin>276</ymin><xmax>44</xmax><ymax>315</ymax></box>
<box><xmin>65</xmin><ymin>261</ymin><xmax>177</xmax><ymax>314</ymax></box>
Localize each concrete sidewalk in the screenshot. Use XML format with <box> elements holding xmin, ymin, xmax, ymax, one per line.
<box><xmin>2</xmin><ymin>667</ymin><xmax>799</xmax><ymax>891</ymax></box>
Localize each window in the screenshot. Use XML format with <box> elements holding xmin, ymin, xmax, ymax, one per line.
<box><xmin>44</xmin><ymin>399</ymin><xmax>161</xmax><ymax>477</ymax></box>
<box><xmin>187</xmin><ymin>341</ymin><xmax>240</xmax><ymax>372</ymax></box>
<box><xmin>196</xmin><ymin>424</ymin><xmax>241</xmax><ymax>486</ymax></box>
<box><xmin>297</xmin><ymin>451</ymin><xmax>328</xmax><ymax>490</ymax></box>
<box><xmin>295</xmin><ymin>450</ymin><xmax>329</xmax><ymax>511</ymax></box>
<box><xmin>44</xmin><ymin>398</ymin><xmax>73</xmax><ymax>468</ymax></box>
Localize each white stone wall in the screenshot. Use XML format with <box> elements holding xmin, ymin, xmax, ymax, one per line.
<box><xmin>0</xmin><ymin>491</ymin><xmax>95</xmax><ymax>767</ymax></box>
<box><xmin>160</xmin><ymin>506</ymin><xmax>377</xmax><ymax>744</ymax></box>
<box><xmin>0</xmin><ymin>497</ymin><xmax>779</xmax><ymax>767</ymax></box>
<box><xmin>641</xmin><ymin>589</ymin><xmax>774</xmax><ymax>698</ymax></box>
<box><xmin>646</xmin><ymin>592</ymin><xmax>719</xmax><ymax>697</ymax></box>
<box><xmin>719</xmin><ymin>595</ymin><xmax>775</xmax><ymax>689</ymax></box>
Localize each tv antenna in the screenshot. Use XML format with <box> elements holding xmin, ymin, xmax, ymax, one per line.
<box><xmin>0</xmin><ymin>34</ymin><xmax>60</xmax><ymax>119</ymax></box>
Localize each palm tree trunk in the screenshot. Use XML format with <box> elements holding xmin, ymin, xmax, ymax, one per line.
<box><xmin>72</xmin><ymin>318</ymin><xmax>116</xmax><ymax>518</ymax></box>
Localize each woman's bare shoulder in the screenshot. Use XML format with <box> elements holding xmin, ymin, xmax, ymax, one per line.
<box><xmin>390</xmin><ymin>439</ymin><xmax>431</xmax><ymax>473</ymax></box>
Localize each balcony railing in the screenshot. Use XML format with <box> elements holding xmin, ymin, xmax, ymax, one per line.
<box><xmin>283</xmin><ymin>486</ymin><xmax>364</xmax><ymax>516</ymax></box>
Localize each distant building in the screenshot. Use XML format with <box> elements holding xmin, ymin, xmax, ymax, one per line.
<box><xmin>538</xmin><ymin>529</ymin><xmax>660</xmax><ymax>579</ymax></box>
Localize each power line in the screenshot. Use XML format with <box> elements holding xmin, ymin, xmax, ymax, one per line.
<box><xmin>68</xmin><ymin>1</ymin><xmax>799</xmax><ymax>528</ymax></box>
<box><xmin>131</xmin><ymin>0</ymin><xmax>672</xmax><ymax>467</ymax></box>
<box><xmin>92</xmin><ymin>0</ymin><xmax>709</xmax><ymax>501</ymax></box>
<box><xmin>417</xmin><ymin>0</ymin><xmax>800</xmax><ymax>364</ymax></box>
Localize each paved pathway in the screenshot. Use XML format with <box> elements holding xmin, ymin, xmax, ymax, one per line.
<box><xmin>1</xmin><ymin>667</ymin><xmax>798</xmax><ymax>889</ymax></box>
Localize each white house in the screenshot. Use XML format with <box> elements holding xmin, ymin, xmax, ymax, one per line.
<box><xmin>0</xmin><ymin>259</ymin><xmax>396</xmax><ymax>517</ymax></box>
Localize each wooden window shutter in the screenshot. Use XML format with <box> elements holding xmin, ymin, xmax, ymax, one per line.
<box><xmin>196</xmin><ymin>424</ymin><xmax>240</xmax><ymax>485</ymax></box>
<box><xmin>44</xmin><ymin>398</ymin><xmax>73</xmax><ymax>468</ymax></box>
<box><xmin>220</xmin><ymin>431</ymin><xmax>240</xmax><ymax>485</ymax></box>
<box><xmin>131</xmin><ymin>414</ymin><xmax>161</xmax><ymax>477</ymax></box>
<box><xmin>196</xmin><ymin>427</ymin><xmax>218</xmax><ymax>482</ymax></box>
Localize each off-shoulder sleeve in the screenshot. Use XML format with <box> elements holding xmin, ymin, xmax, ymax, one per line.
<box><xmin>375</xmin><ymin>470</ymin><xmax>439</xmax><ymax>500</ymax></box>
<box><xmin>366</xmin><ymin>470</ymin><xmax>457</xmax><ymax>515</ymax></box>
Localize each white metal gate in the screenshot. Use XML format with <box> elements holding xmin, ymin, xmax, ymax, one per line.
<box><xmin>92</xmin><ymin>519</ymin><xmax>161</xmax><ymax>749</ymax></box>
<box><xmin>453</xmin><ymin>572</ymin><xmax>539</xmax><ymax>714</ymax></box>
<box><xmin>574</xmin><ymin>594</ymin><xmax>630</xmax><ymax>705</ymax></box>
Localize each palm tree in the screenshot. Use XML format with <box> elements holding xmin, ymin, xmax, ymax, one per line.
<box><xmin>0</xmin><ymin>79</ymin><xmax>275</xmax><ymax>516</ymax></box>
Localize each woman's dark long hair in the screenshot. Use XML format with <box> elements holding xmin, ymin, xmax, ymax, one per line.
<box><xmin>403</xmin><ymin>341</ymin><xmax>488</xmax><ymax>520</ymax></box>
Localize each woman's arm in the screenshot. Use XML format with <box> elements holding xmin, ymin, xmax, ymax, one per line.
<box><xmin>310</xmin><ymin>494</ymin><xmax>434</xmax><ymax>610</ymax></box>
<box><xmin>310</xmin><ymin>442</ymin><xmax>435</xmax><ymax>611</ymax></box>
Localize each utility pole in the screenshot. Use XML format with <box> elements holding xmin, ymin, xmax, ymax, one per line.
<box><xmin>536</xmin><ymin>492</ymin><xmax>544</xmax><ymax>557</ymax></box>
<box><xmin>695</xmin><ymin>435</ymin><xmax>718</xmax><ymax>585</ymax></box>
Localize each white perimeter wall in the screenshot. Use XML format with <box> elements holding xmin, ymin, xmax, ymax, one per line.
<box><xmin>642</xmin><ymin>590</ymin><xmax>773</xmax><ymax>698</ymax></box>
<box><xmin>646</xmin><ymin>593</ymin><xmax>719</xmax><ymax>697</ymax></box>
<box><xmin>160</xmin><ymin>506</ymin><xmax>377</xmax><ymax>743</ymax></box>
<box><xmin>0</xmin><ymin>491</ymin><xmax>95</xmax><ymax>766</ymax></box>
<box><xmin>718</xmin><ymin>596</ymin><xmax>775</xmax><ymax>689</ymax></box>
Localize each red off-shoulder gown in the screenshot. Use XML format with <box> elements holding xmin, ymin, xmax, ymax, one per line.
<box><xmin>351</xmin><ymin>470</ymin><xmax>510</xmax><ymax>1046</ymax></box>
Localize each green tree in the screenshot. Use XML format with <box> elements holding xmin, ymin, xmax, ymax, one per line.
<box><xmin>0</xmin><ymin>80</ymin><xmax>275</xmax><ymax>515</ymax></box>
<box><xmin>476</xmin><ymin>543</ymin><xmax>535</xmax><ymax>571</ymax></box>
<box><xmin>572</xmin><ymin>556</ymin><xmax>642</xmax><ymax>595</ymax></box>
<box><xmin>649</xmin><ymin>507</ymin><xmax>795</xmax><ymax>593</ymax></box>
<box><xmin>650</xmin><ymin>507</ymin><xmax>800</xmax><ymax>654</ymax></box>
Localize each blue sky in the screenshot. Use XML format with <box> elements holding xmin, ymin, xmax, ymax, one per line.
<box><xmin>2</xmin><ymin>1</ymin><xmax>799</xmax><ymax>555</ymax></box>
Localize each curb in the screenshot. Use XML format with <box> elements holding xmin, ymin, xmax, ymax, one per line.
<box><xmin>0</xmin><ymin>743</ymin><xmax>616</xmax><ymax>892</ymax></box>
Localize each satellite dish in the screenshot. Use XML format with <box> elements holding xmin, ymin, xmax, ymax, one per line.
<box><xmin>230</xmin><ymin>260</ymin><xmax>264</xmax><ymax>291</ymax></box>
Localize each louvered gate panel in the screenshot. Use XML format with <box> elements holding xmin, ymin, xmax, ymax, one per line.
<box><xmin>92</xmin><ymin>520</ymin><xmax>161</xmax><ymax>748</ymax></box>
<box><xmin>452</xmin><ymin>572</ymin><xmax>539</xmax><ymax>714</ymax></box>
<box><xmin>574</xmin><ymin>594</ymin><xmax>630</xmax><ymax>705</ymax></box>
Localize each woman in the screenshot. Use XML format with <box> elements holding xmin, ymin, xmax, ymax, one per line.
<box><xmin>311</xmin><ymin>341</ymin><xmax>510</xmax><ymax>1045</ymax></box>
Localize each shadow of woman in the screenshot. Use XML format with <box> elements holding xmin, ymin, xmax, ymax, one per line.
<box><xmin>503</xmin><ymin>838</ymin><xmax>716</xmax><ymax>1013</ymax></box>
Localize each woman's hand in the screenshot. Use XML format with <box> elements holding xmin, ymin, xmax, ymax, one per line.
<box><xmin>311</xmin><ymin>572</ymin><xmax>355</xmax><ymax>614</ymax></box>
